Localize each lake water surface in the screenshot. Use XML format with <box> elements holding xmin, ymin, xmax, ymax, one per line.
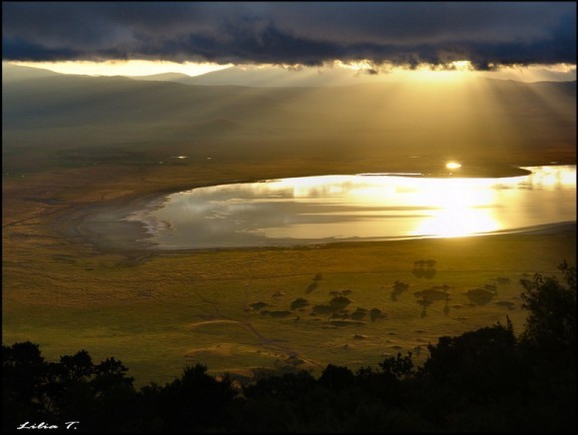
<box><xmin>122</xmin><ymin>165</ymin><xmax>576</xmax><ymax>250</ymax></box>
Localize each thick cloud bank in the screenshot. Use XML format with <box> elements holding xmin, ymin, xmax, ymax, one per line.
<box><xmin>2</xmin><ymin>2</ymin><xmax>575</xmax><ymax>69</ymax></box>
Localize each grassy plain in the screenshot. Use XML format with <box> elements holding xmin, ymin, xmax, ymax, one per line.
<box><xmin>2</xmin><ymin>142</ymin><xmax>575</xmax><ymax>387</ymax></box>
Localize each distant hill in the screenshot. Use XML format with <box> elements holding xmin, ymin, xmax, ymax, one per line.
<box><xmin>125</xmin><ymin>65</ymin><xmax>578</xmax><ymax>90</ymax></box>
<box><xmin>2</xmin><ymin>62</ymin><xmax>64</xmax><ymax>82</ymax></box>
<box><xmin>128</xmin><ymin>72</ymin><xmax>194</xmax><ymax>83</ymax></box>
<box><xmin>2</xmin><ymin>71</ymin><xmax>292</xmax><ymax>129</ymax></box>
<box><xmin>527</xmin><ymin>79</ymin><xmax>576</xmax><ymax>96</ymax></box>
<box><xmin>3</xmin><ymin>63</ymin><xmax>575</xmax><ymax>175</ymax></box>
<box><xmin>154</xmin><ymin>65</ymin><xmax>385</xmax><ymax>87</ymax></box>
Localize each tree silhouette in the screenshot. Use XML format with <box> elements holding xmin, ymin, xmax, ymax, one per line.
<box><xmin>149</xmin><ymin>364</ymin><xmax>238</xmax><ymax>432</ymax></box>
<box><xmin>2</xmin><ymin>341</ymin><xmax>51</xmax><ymax>428</ymax></box>
<box><xmin>520</xmin><ymin>260</ymin><xmax>576</xmax><ymax>359</ymax></box>
<box><xmin>413</xmin><ymin>259</ymin><xmax>437</xmax><ymax>278</ymax></box>
<box><xmin>391</xmin><ymin>280</ymin><xmax>409</xmax><ymax>301</ymax></box>
<box><xmin>319</xmin><ymin>364</ymin><xmax>355</xmax><ymax>389</ymax></box>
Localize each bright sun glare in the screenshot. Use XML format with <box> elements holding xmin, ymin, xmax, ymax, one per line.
<box><xmin>446</xmin><ymin>162</ymin><xmax>462</xmax><ymax>170</ymax></box>
<box><xmin>11</xmin><ymin>60</ymin><xmax>232</xmax><ymax>77</ymax></box>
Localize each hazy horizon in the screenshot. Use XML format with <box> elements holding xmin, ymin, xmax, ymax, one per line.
<box><xmin>4</xmin><ymin>60</ymin><xmax>577</xmax><ymax>85</ymax></box>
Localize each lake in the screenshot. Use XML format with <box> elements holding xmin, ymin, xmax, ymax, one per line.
<box><xmin>118</xmin><ymin>165</ymin><xmax>575</xmax><ymax>250</ymax></box>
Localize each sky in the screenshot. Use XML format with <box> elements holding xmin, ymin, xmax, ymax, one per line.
<box><xmin>2</xmin><ymin>2</ymin><xmax>576</xmax><ymax>80</ymax></box>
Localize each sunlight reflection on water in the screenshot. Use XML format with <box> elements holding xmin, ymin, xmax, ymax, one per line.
<box><xmin>125</xmin><ymin>165</ymin><xmax>576</xmax><ymax>249</ymax></box>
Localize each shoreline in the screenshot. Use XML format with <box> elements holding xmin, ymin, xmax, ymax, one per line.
<box><xmin>51</xmin><ymin>164</ymin><xmax>575</xmax><ymax>254</ymax></box>
<box><xmin>58</xmin><ymin>197</ymin><xmax>577</xmax><ymax>254</ymax></box>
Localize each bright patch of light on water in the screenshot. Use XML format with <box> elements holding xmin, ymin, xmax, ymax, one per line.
<box><xmin>121</xmin><ymin>165</ymin><xmax>575</xmax><ymax>249</ymax></box>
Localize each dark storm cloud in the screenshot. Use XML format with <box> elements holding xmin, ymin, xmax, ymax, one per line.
<box><xmin>2</xmin><ymin>2</ymin><xmax>575</xmax><ymax>68</ymax></box>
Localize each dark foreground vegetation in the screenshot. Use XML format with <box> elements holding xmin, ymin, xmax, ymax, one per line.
<box><xmin>3</xmin><ymin>262</ymin><xmax>575</xmax><ymax>433</ymax></box>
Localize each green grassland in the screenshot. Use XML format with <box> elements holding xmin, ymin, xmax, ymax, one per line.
<box><xmin>3</xmin><ymin>146</ymin><xmax>575</xmax><ymax>387</ymax></box>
